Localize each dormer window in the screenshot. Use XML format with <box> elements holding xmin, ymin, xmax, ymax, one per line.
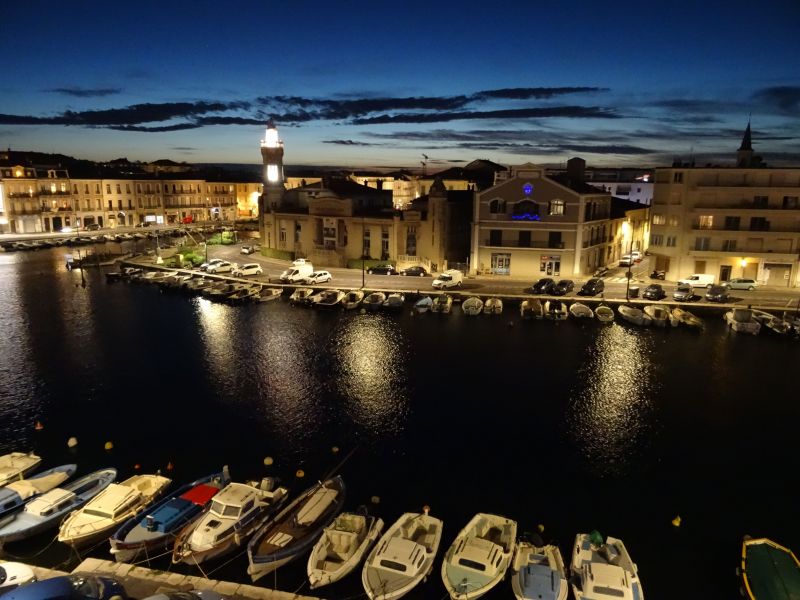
<box><xmin>489</xmin><ymin>199</ymin><xmax>506</xmax><ymax>214</ymax></box>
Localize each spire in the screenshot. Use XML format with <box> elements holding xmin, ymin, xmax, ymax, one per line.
<box><xmin>738</xmin><ymin>119</ymin><xmax>752</xmax><ymax>152</ymax></box>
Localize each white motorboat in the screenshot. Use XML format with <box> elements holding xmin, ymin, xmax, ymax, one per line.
<box><xmin>441</xmin><ymin>513</ymin><xmax>517</xmax><ymax>600</ymax></box>
<box><xmin>308</xmin><ymin>511</ymin><xmax>384</xmax><ymax>589</ymax></box>
<box><xmin>58</xmin><ymin>473</ymin><xmax>171</xmax><ymax>548</ymax></box>
<box><xmin>569</xmin><ymin>302</ymin><xmax>594</xmax><ymax>319</ymax></box>
<box><xmin>258</xmin><ymin>286</ymin><xmax>283</xmax><ymax>302</ymax></box>
<box><xmin>0</xmin><ymin>453</ymin><xmax>42</xmax><ymax>488</ymax></box>
<box><xmin>362</xmin><ymin>509</ymin><xmax>443</xmax><ymax>600</ymax></box>
<box><xmin>671</xmin><ymin>307</ymin><xmax>704</xmax><ymax>330</ymax></box>
<box><xmin>511</xmin><ymin>540</ymin><xmax>568</xmax><ymax>600</ymax></box>
<box><xmin>462</xmin><ymin>297</ymin><xmax>484</xmax><ymax>316</ymax></box>
<box><xmin>545</xmin><ymin>300</ymin><xmax>568</xmax><ymax>321</ymax></box>
<box><xmin>483</xmin><ymin>297</ymin><xmax>503</xmax><ymax>315</ymax></box>
<box><xmin>724</xmin><ymin>308</ymin><xmax>761</xmax><ymax>335</ymax></box>
<box><xmin>594</xmin><ymin>304</ymin><xmax>614</xmax><ymax>323</ymax></box>
<box><xmin>312</xmin><ymin>288</ymin><xmax>346</xmax><ymax>308</ymax></box>
<box><xmin>364</xmin><ymin>292</ymin><xmax>387</xmax><ymax>311</ymax></box>
<box><xmin>0</xmin><ymin>464</ymin><xmax>76</xmax><ymax>525</ymax></box>
<box><xmin>343</xmin><ymin>290</ymin><xmax>365</xmax><ymax>310</ymax></box>
<box><xmin>414</xmin><ymin>296</ymin><xmax>433</xmax><ymax>314</ymax></box>
<box><xmin>643</xmin><ymin>305</ymin><xmax>676</xmax><ymax>327</ymax></box>
<box><xmin>383</xmin><ymin>293</ymin><xmax>406</xmax><ymax>311</ymax></box>
<box><xmin>571</xmin><ymin>532</ymin><xmax>644</xmax><ymax>600</ymax></box>
<box><xmin>520</xmin><ymin>299</ymin><xmax>544</xmax><ymax>319</ymax></box>
<box><xmin>431</xmin><ymin>294</ymin><xmax>453</xmax><ymax>314</ymax></box>
<box><xmin>172</xmin><ymin>478</ymin><xmax>288</xmax><ymax>565</ymax></box>
<box><xmin>752</xmin><ymin>310</ymin><xmax>793</xmax><ymax>335</ymax></box>
<box><xmin>618</xmin><ymin>305</ymin><xmax>651</xmax><ymax>327</ymax></box>
<box><xmin>290</xmin><ymin>287</ymin><xmax>314</xmax><ymax>305</ymax></box>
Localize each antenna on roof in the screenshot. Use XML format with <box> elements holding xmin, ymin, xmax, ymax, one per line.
<box><xmin>421</xmin><ymin>154</ymin><xmax>428</xmax><ymax>177</ymax></box>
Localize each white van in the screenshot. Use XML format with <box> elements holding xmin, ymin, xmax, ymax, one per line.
<box><xmin>678</xmin><ymin>273</ymin><xmax>715</xmax><ymax>288</ymax></box>
<box><xmin>280</xmin><ymin>262</ymin><xmax>314</xmax><ymax>283</ymax></box>
<box><xmin>432</xmin><ymin>269</ymin><xmax>463</xmax><ymax>289</ymax></box>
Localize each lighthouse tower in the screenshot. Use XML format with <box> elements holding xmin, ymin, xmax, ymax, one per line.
<box><xmin>258</xmin><ymin>120</ymin><xmax>285</xmax><ymax>243</ymax></box>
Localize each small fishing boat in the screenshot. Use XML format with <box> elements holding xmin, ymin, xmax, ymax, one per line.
<box><xmin>290</xmin><ymin>287</ymin><xmax>314</xmax><ymax>305</ymax></box>
<box><xmin>383</xmin><ymin>293</ymin><xmax>406</xmax><ymax>311</ymax></box>
<box><xmin>313</xmin><ymin>289</ymin><xmax>346</xmax><ymax>308</ymax></box>
<box><xmin>414</xmin><ymin>296</ymin><xmax>433</xmax><ymax>314</ymax></box>
<box><xmin>618</xmin><ymin>304</ymin><xmax>651</xmax><ymax>327</ymax></box>
<box><xmin>595</xmin><ymin>304</ymin><xmax>614</xmax><ymax>323</ymax></box>
<box><xmin>483</xmin><ymin>297</ymin><xmax>503</xmax><ymax>315</ymax></box>
<box><xmin>671</xmin><ymin>307</ymin><xmax>704</xmax><ymax>330</ymax></box>
<box><xmin>431</xmin><ymin>294</ymin><xmax>453</xmax><ymax>314</ymax></box>
<box><xmin>523</xmin><ymin>298</ymin><xmax>545</xmax><ymax>319</ymax></box>
<box><xmin>571</xmin><ymin>531</ymin><xmax>643</xmax><ymax>600</ymax></box>
<box><xmin>172</xmin><ymin>477</ymin><xmax>288</xmax><ymax>565</ymax></box>
<box><xmin>753</xmin><ymin>310</ymin><xmax>793</xmax><ymax>336</ymax></box>
<box><xmin>569</xmin><ymin>302</ymin><xmax>594</xmax><ymax>319</ymax></box>
<box><xmin>511</xmin><ymin>538</ymin><xmax>568</xmax><ymax>600</ymax></box>
<box><xmin>0</xmin><ymin>453</ymin><xmax>42</xmax><ymax>488</ymax></box>
<box><xmin>462</xmin><ymin>296</ymin><xmax>484</xmax><ymax>316</ymax></box>
<box><xmin>441</xmin><ymin>513</ymin><xmax>517</xmax><ymax>600</ymax></box>
<box><xmin>364</xmin><ymin>292</ymin><xmax>387</xmax><ymax>311</ymax></box>
<box><xmin>58</xmin><ymin>473</ymin><xmax>172</xmax><ymax>548</ymax></box>
<box><xmin>226</xmin><ymin>286</ymin><xmax>259</xmax><ymax>304</ymax></box>
<box><xmin>644</xmin><ymin>304</ymin><xmax>676</xmax><ymax>327</ymax></box>
<box><xmin>724</xmin><ymin>308</ymin><xmax>761</xmax><ymax>335</ymax></box>
<box><xmin>520</xmin><ymin>300</ymin><xmax>535</xmax><ymax>319</ymax></box>
<box><xmin>0</xmin><ymin>468</ymin><xmax>117</xmax><ymax>544</ymax></box>
<box><xmin>0</xmin><ymin>464</ymin><xmax>76</xmax><ymax>525</ymax></box>
<box><xmin>258</xmin><ymin>286</ymin><xmax>283</xmax><ymax>302</ymax></box>
<box><xmin>110</xmin><ymin>468</ymin><xmax>230</xmax><ymax>564</ymax></box>
<box><xmin>343</xmin><ymin>290</ymin><xmax>365</xmax><ymax>310</ymax></box>
<box><xmin>248</xmin><ymin>476</ymin><xmax>346</xmax><ymax>581</ymax></box>
<box><xmin>307</xmin><ymin>510</ymin><xmax>384</xmax><ymax>589</ymax></box>
<box><xmin>362</xmin><ymin>508</ymin><xmax>443</xmax><ymax>600</ymax></box>
<box><xmin>740</xmin><ymin>536</ymin><xmax>800</xmax><ymax>600</ymax></box>
<box><xmin>545</xmin><ymin>300</ymin><xmax>568</xmax><ymax>321</ymax></box>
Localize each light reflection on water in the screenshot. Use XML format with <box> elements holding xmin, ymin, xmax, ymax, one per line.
<box><xmin>567</xmin><ymin>323</ymin><xmax>655</xmax><ymax>476</ymax></box>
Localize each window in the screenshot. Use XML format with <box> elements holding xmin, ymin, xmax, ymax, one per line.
<box><xmin>295</xmin><ymin>224</ymin><xmax>301</xmax><ymax>243</ymax></box>
<box><xmin>783</xmin><ymin>196</ymin><xmax>798</xmax><ymax>209</ymax></box>
<box><xmin>106</xmin><ymin>184</ymin><xmax>111</xmax><ymax>194</ymax></box>
<box><xmin>650</xmin><ymin>234</ymin><xmax>663</xmax><ymax>246</ymax></box>
<box><xmin>381</xmin><ymin>227</ymin><xmax>389</xmax><ymax>258</ymax></box>
<box><xmin>279</xmin><ymin>228</ymin><xmax>286</xmax><ymax>242</ymax></box>
<box><xmin>137</xmin><ymin>184</ymin><xmax>142</xmax><ymax>193</ymax></box>
<box><xmin>405</xmin><ymin>226</ymin><xmax>417</xmax><ymax>255</ymax></box>
<box><xmin>549</xmin><ymin>199</ymin><xmax>565</xmax><ymax>215</ymax></box>
<box><xmin>652</xmin><ymin>214</ymin><xmax>666</xmax><ymax>225</ymax></box>
<box><xmin>694</xmin><ymin>237</ymin><xmax>710</xmax><ymax>251</ymax></box>
<box><xmin>666</xmin><ymin>236</ymin><xmax>677</xmax><ymax>247</ymax></box>
<box><xmin>125</xmin><ymin>184</ymin><xmax>131</xmax><ymax>194</ymax></box>
<box><xmin>512</xmin><ymin>200</ymin><xmax>538</xmax><ymax>219</ymax></box>
<box><xmin>489</xmin><ymin>230</ymin><xmax>502</xmax><ymax>246</ymax></box>
<box><xmin>722</xmin><ymin>239</ymin><xmax>737</xmax><ymax>251</ymax></box>
<box><xmin>698</xmin><ymin>215</ymin><xmax>713</xmax><ymax>229</ymax></box>
<box><xmin>488</xmin><ymin>198</ymin><xmax>505</xmax><ymax>213</ymax></box>
<box><xmin>753</xmin><ymin>195</ymin><xmax>768</xmax><ymax>208</ymax></box>
<box><xmin>724</xmin><ymin>216</ymin><xmax>740</xmax><ymax>230</ymax></box>
<box><xmin>116</xmin><ymin>184</ymin><xmax>121</xmax><ymax>194</ymax></box>
<box><xmin>673</xmin><ymin>172</ymin><xmax>684</xmax><ymax>183</ymax></box>
<box><xmin>750</xmin><ymin>217</ymin><xmax>769</xmax><ymax>231</ymax></box>
<box><xmin>518</xmin><ymin>231</ymin><xmax>531</xmax><ymax>247</ymax></box>
<box><xmin>668</xmin><ymin>216</ymin><xmax>679</xmax><ymax>227</ymax></box>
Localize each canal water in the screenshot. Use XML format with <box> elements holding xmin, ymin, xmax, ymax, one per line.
<box><xmin>0</xmin><ymin>247</ymin><xmax>797</xmax><ymax>599</ymax></box>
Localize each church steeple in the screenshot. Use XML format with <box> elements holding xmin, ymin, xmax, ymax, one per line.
<box><xmin>736</xmin><ymin>119</ymin><xmax>755</xmax><ymax>167</ymax></box>
<box><xmin>738</xmin><ymin>120</ymin><xmax>752</xmax><ymax>152</ymax></box>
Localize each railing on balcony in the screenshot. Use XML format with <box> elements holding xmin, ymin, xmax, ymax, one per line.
<box><xmin>7</xmin><ymin>191</ymin><xmax>39</xmax><ymax>198</ymax></box>
<box><xmin>692</xmin><ymin>201</ymin><xmax>799</xmax><ymax>210</ymax></box>
<box><xmin>482</xmin><ymin>239</ymin><xmax>565</xmax><ymax>249</ymax></box>
<box><xmin>38</xmin><ymin>190</ymin><xmax>72</xmax><ymax>196</ymax></box>
<box><xmin>690</xmin><ymin>222</ymin><xmax>800</xmax><ymax>233</ymax></box>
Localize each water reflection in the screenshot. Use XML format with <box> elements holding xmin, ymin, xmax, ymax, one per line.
<box><xmin>333</xmin><ymin>313</ymin><xmax>409</xmax><ymax>439</ymax></box>
<box><xmin>567</xmin><ymin>324</ymin><xmax>655</xmax><ymax>476</ymax></box>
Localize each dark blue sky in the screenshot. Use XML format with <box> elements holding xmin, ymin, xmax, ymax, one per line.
<box><xmin>1</xmin><ymin>0</ymin><xmax>798</xmax><ymax>169</ymax></box>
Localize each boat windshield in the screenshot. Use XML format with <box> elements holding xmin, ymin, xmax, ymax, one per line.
<box><xmin>379</xmin><ymin>559</ymin><xmax>407</xmax><ymax>572</ymax></box>
<box><xmin>211</xmin><ymin>500</ymin><xmax>239</xmax><ymax>517</ymax></box>
<box><xmin>83</xmin><ymin>508</ymin><xmax>113</xmax><ymax>519</ymax></box>
<box><xmin>591</xmin><ymin>585</ymin><xmax>625</xmax><ymax>597</ymax></box>
<box><xmin>458</xmin><ymin>558</ymin><xmax>487</xmax><ymax>571</ymax></box>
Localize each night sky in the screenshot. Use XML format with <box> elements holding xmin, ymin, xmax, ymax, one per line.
<box><xmin>1</xmin><ymin>0</ymin><xmax>798</xmax><ymax>169</ymax></box>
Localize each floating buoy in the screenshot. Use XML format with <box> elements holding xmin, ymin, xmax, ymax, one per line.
<box><xmin>67</xmin><ymin>437</ymin><xmax>78</xmax><ymax>448</ymax></box>
<box><xmin>671</xmin><ymin>515</ymin><xmax>682</xmax><ymax>527</ymax></box>
<box><xmin>35</xmin><ymin>421</ymin><xmax>44</xmax><ymax>431</ymax></box>
<box><xmin>371</xmin><ymin>496</ymin><xmax>381</xmax><ymax>504</ymax></box>
<box><xmin>134</xmin><ymin>463</ymin><xmax>141</xmax><ymax>470</ymax></box>
<box><xmin>263</xmin><ymin>456</ymin><xmax>274</xmax><ymax>466</ymax></box>
<box><xmin>104</xmin><ymin>441</ymin><xmax>114</xmax><ymax>450</ymax></box>
<box><xmin>423</xmin><ymin>505</ymin><xmax>431</xmax><ymax>515</ymax></box>
<box><xmin>296</xmin><ymin>469</ymin><xmax>305</xmax><ymax>478</ymax></box>
<box><xmin>331</xmin><ymin>446</ymin><xmax>339</xmax><ymax>454</ymax></box>
<box><xmin>537</xmin><ymin>523</ymin><xmax>545</xmax><ymax>533</ymax></box>
<box><xmin>166</xmin><ymin>461</ymin><xmax>174</xmax><ymax>471</ymax></box>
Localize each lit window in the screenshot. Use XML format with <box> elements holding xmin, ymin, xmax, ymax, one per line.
<box><xmin>652</xmin><ymin>214</ymin><xmax>666</xmax><ymax>225</ymax></box>
<box><xmin>267</xmin><ymin>165</ymin><xmax>279</xmax><ymax>183</ymax></box>
<box><xmin>549</xmin><ymin>199</ymin><xmax>565</xmax><ymax>215</ymax></box>
<box><xmin>698</xmin><ymin>215</ymin><xmax>713</xmax><ymax>229</ymax></box>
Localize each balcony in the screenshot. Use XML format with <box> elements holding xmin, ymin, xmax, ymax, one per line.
<box><xmin>691</xmin><ymin>201</ymin><xmax>799</xmax><ymax>211</ymax></box>
<box><xmin>38</xmin><ymin>190</ymin><xmax>72</xmax><ymax>196</ymax></box>
<box><xmin>6</xmin><ymin>191</ymin><xmax>39</xmax><ymax>198</ymax></box>
<box><xmin>691</xmin><ymin>223</ymin><xmax>800</xmax><ymax>233</ymax></box>
<box><xmin>481</xmin><ymin>239</ymin><xmax>565</xmax><ymax>249</ymax></box>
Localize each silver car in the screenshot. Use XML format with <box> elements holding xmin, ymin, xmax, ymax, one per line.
<box><xmin>726</xmin><ymin>278</ymin><xmax>758</xmax><ymax>291</ymax></box>
<box><xmin>673</xmin><ymin>283</ymin><xmax>694</xmax><ymax>301</ymax></box>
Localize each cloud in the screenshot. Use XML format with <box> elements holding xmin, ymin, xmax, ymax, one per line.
<box><xmin>106</xmin><ymin>123</ymin><xmax>202</xmax><ymax>132</ymax></box>
<box><xmin>352</xmin><ymin>106</ymin><xmax>620</xmax><ymax>125</ymax></box>
<box><xmin>752</xmin><ymin>86</ymin><xmax>800</xmax><ymax>114</ymax></box>
<box><xmin>171</xmin><ymin>146</ymin><xmax>196</xmax><ymax>151</ymax></box>
<box><xmin>473</xmin><ymin>87</ymin><xmax>608</xmax><ymax>100</ymax></box>
<box><xmin>322</xmin><ymin>139</ymin><xmax>380</xmax><ymax>146</ymax></box>
<box><xmin>47</xmin><ymin>87</ymin><xmax>122</xmax><ymax>98</ymax></box>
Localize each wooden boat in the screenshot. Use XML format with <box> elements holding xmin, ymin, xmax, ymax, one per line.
<box><xmin>520</xmin><ymin>300</ymin><xmax>535</xmax><ymax>319</ymax></box>
<box><xmin>362</xmin><ymin>509</ymin><xmax>443</xmax><ymax>600</ymax></box>
<box><xmin>618</xmin><ymin>305</ymin><xmax>651</xmax><ymax>326</ymax></box>
<box><xmin>644</xmin><ymin>304</ymin><xmax>676</xmax><ymax>327</ymax></box>
<box><xmin>441</xmin><ymin>513</ymin><xmax>517</xmax><ymax>600</ymax></box>
<box><xmin>511</xmin><ymin>539</ymin><xmax>568</xmax><ymax>600</ymax></box>
<box><xmin>312</xmin><ymin>289</ymin><xmax>346</xmax><ymax>308</ymax></box>
<box><xmin>595</xmin><ymin>304</ymin><xmax>614</xmax><ymax>323</ymax></box>
<box><xmin>364</xmin><ymin>292</ymin><xmax>387</xmax><ymax>311</ymax></box>
<box><xmin>544</xmin><ymin>300</ymin><xmax>568</xmax><ymax>321</ymax></box>
<box><xmin>0</xmin><ymin>453</ymin><xmax>42</xmax><ymax>488</ymax></box>
<box><xmin>307</xmin><ymin>510</ymin><xmax>384</xmax><ymax>589</ymax></box>
<box><xmin>462</xmin><ymin>296</ymin><xmax>484</xmax><ymax>316</ymax></box>
<box><xmin>431</xmin><ymin>294</ymin><xmax>453</xmax><ymax>314</ymax></box>
<box><xmin>110</xmin><ymin>468</ymin><xmax>230</xmax><ymax>564</ymax></box>
<box><xmin>569</xmin><ymin>302</ymin><xmax>594</xmax><ymax>319</ymax></box>
<box><xmin>0</xmin><ymin>468</ymin><xmax>116</xmax><ymax>545</ymax></box>
<box><xmin>290</xmin><ymin>287</ymin><xmax>314</xmax><ymax>305</ymax></box>
<box><xmin>724</xmin><ymin>308</ymin><xmax>761</xmax><ymax>335</ymax></box>
<box><xmin>383</xmin><ymin>293</ymin><xmax>406</xmax><ymax>311</ymax></box>
<box><xmin>0</xmin><ymin>464</ymin><xmax>76</xmax><ymax>525</ymax></box>
<box><xmin>414</xmin><ymin>296</ymin><xmax>433</xmax><ymax>314</ymax></box>
<box><xmin>571</xmin><ymin>531</ymin><xmax>643</xmax><ymax>600</ymax></box>
<box><xmin>671</xmin><ymin>307</ymin><xmax>704</xmax><ymax>330</ymax></box>
<box><xmin>247</xmin><ymin>476</ymin><xmax>346</xmax><ymax>581</ymax></box>
<box><xmin>753</xmin><ymin>310</ymin><xmax>793</xmax><ymax>335</ymax></box>
<box><xmin>173</xmin><ymin>477</ymin><xmax>288</xmax><ymax>565</ymax></box>
<box><xmin>483</xmin><ymin>297</ymin><xmax>503</xmax><ymax>315</ymax></box>
<box><xmin>740</xmin><ymin>536</ymin><xmax>800</xmax><ymax>600</ymax></box>
<box><xmin>58</xmin><ymin>473</ymin><xmax>171</xmax><ymax>548</ymax></box>
<box><xmin>258</xmin><ymin>286</ymin><xmax>283</xmax><ymax>302</ymax></box>
<box><xmin>343</xmin><ymin>290</ymin><xmax>365</xmax><ymax>310</ymax></box>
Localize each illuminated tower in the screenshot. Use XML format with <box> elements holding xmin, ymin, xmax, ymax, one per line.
<box><xmin>258</xmin><ymin>120</ymin><xmax>285</xmax><ymax>244</ymax></box>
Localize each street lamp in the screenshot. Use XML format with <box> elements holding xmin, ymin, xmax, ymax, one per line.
<box><xmin>739</xmin><ymin>258</ymin><xmax>747</xmax><ymax>278</ymax></box>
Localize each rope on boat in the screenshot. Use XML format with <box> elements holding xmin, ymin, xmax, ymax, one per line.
<box><xmin>204</xmin><ymin>547</ymin><xmax>247</xmax><ymax>577</ymax></box>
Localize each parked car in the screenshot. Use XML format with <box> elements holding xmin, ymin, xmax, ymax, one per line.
<box><xmin>367</xmin><ymin>264</ymin><xmax>396</xmax><ymax>275</ymax></box>
<box><xmin>305</xmin><ymin>270</ymin><xmax>332</xmax><ymax>284</ymax></box>
<box><xmin>578</xmin><ymin>277</ymin><xmax>605</xmax><ymax>296</ymax></box>
<box><xmin>84</xmin><ymin>223</ymin><xmax>101</xmax><ymax>232</ymax></box>
<box><xmin>705</xmin><ymin>285</ymin><xmax>731</xmax><ymax>302</ymax></box>
<box><xmin>726</xmin><ymin>278</ymin><xmax>758</xmax><ymax>291</ymax></box>
<box><xmin>206</xmin><ymin>260</ymin><xmax>233</xmax><ymax>274</ymax></box>
<box><xmin>551</xmin><ymin>279</ymin><xmax>574</xmax><ymax>296</ymax></box>
<box><xmin>678</xmin><ymin>273</ymin><xmax>715</xmax><ymax>288</ymax></box>
<box><xmin>631</xmin><ymin>250</ymin><xmax>643</xmax><ymax>262</ymax></box>
<box><xmin>643</xmin><ymin>283</ymin><xmax>667</xmax><ymax>300</ymax></box>
<box><xmin>673</xmin><ymin>283</ymin><xmax>695</xmax><ymax>301</ymax></box>
<box><xmin>1</xmin><ymin>574</ymin><xmax>127</xmax><ymax>600</ymax></box>
<box><xmin>531</xmin><ymin>278</ymin><xmax>555</xmax><ymax>294</ymax></box>
<box><xmin>199</xmin><ymin>258</ymin><xmax>224</xmax><ymax>271</ymax></box>
<box><xmin>618</xmin><ymin>255</ymin><xmax>633</xmax><ymax>267</ymax></box>
<box><xmin>399</xmin><ymin>265</ymin><xmax>428</xmax><ymax>277</ymax></box>
<box><xmin>240</xmin><ymin>245</ymin><xmax>255</xmax><ymax>255</ymax></box>
<box><xmin>231</xmin><ymin>263</ymin><xmax>263</xmax><ymax>277</ymax></box>
<box><xmin>0</xmin><ymin>562</ymin><xmax>36</xmax><ymax>594</ymax></box>
<box><xmin>432</xmin><ymin>269</ymin><xmax>463</xmax><ymax>289</ymax></box>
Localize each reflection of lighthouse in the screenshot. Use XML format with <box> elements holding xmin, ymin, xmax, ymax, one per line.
<box><xmin>258</xmin><ymin>120</ymin><xmax>285</xmax><ymax>244</ymax></box>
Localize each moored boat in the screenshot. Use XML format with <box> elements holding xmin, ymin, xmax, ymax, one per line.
<box><xmin>290</xmin><ymin>287</ymin><xmax>314</xmax><ymax>305</ymax></box>
<box><xmin>312</xmin><ymin>289</ymin><xmax>346</xmax><ymax>308</ymax></box>
<box><xmin>618</xmin><ymin>305</ymin><xmax>651</xmax><ymax>327</ymax></box>
<box><xmin>431</xmin><ymin>294</ymin><xmax>453</xmax><ymax>314</ymax></box>
<box><xmin>414</xmin><ymin>296</ymin><xmax>433</xmax><ymax>314</ymax></box>
<box><xmin>724</xmin><ymin>308</ymin><xmax>761</xmax><ymax>335</ymax></box>
<box><xmin>258</xmin><ymin>286</ymin><xmax>283</xmax><ymax>302</ymax></box>
<box><xmin>643</xmin><ymin>304</ymin><xmax>676</xmax><ymax>327</ymax></box>
<box><xmin>0</xmin><ymin>464</ymin><xmax>76</xmax><ymax>525</ymax></box>
<box><xmin>483</xmin><ymin>297</ymin><xmax>503</xmax><ymax>315</ymax></box>
<box><xmin>364</xmin><ymin>292</ymin><xmax>387</xmax><ymax>311</ymax></box>
<box><xmin>671</xmin><ymin>307</ymin><xmax>704</xmax><ymax>330</ymax></box>
<box><xmin>383</xmin><ymin>293</ymin><xmax>406</xmax><ymax>311</ymax></box>
<box><xmin>594</xmin><ymin>304</ymin><xmax>614</xmax><ymax>323</ymax></box>
<box><xmin>247</xmin><ymin>476</ymin><xmax>346</xmax><ymax>581</ymax></box>
<box><xmin>544</xmin><ymin>300</ymin><xmax>568</xmax><ymax>321</ymax></box>
<box><xmin>343</xmin><ymin>290</ymin><xmax>365</xmax><ymax>310</ymax></box>
<box><xmin>0</xmin><ymin>453</ymin><xmax>42</xmax><ymax>488</ymax></box>
<box><xmin>511</xmin><ymin>538</ymin><xmax>568</xmax><ymax>600</ymax></box>
<box><xmin>462</xmin><ymin>296</ymin><xmax>483</xmax><ymax>316</ymax></box>
<box><xmin>571</xmin><ymin>531</ymin><xmax>644</xmax><ymax>600</ymax></box>
<box><xmin>740</xmin><ymin>536</ymin><xmax>800</xmax><ymax>600</ymax></box>
<box><xmin>569</xmin><ymin>302</ymin><xmax>594</xmax><ymax>319</ymax></box>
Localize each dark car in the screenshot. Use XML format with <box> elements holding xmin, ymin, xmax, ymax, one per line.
<box><xmin>551</xmin><ymin>279</ymin><xmax>574</xmax><ymax>296</ymax></box>
<box><xmin>578</xmin><ymin>278</ymin><xmax>605</xmax><ymax>296</ymax></box>
<box><xmin>705</xmin><ymin>285</ymin><xmax>731</xmax><ymax>302</ymax></box>
<box><xmin>672</xmin><ymin>283</ymin><xmax>695</xmax><ymax>302</ymax></box>
<box><xmin>367</xmin><ymin>264</ymin><xmax>396</xmax><ymax>275</ymax></box>
<box><xmin>2</xmin><ymin>575</ymin><xmax>127</xmax><ymax>600</ymax></box>
<box><xmin>531</xmin><ymin>278</ymin><xmax>555</xmax><ymax>294</ymax></box>
<box><xmin>399</xmin><ymin>265</ymin><xmax>428</xmax><ymax>277</ymax></box>
<box><xmin>642</xmin><ymin>284</ymin><xmax>667</xmax><ymax>300</ymax></box>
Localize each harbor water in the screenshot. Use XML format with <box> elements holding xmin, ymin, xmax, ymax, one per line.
<box><xmin>0</xmin><ymin>247</ymin><xmax>798</xmax><ymax>599</ymax></box>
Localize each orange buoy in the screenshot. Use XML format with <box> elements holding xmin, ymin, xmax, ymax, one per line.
<box><xmin>35</xmin><ymin>421</ymin><xmax>44</xmax><ymax>431</ymax></box>
<box><xmin>134</xmin><ymin>463</ymin><xmax>141</xmax><ymax>470</ymax></box>
<box><xmin>296</xmin><ymin>469</ymin><xmax>305</xmax><ymax>478</ymax></box>
<box><xmin>331</xmin><ymin>446</ymin><xmax>339</xmax><ymax>454</ymax></box>
<box><xmin>166</xmin><ymin>461</ymin><xmax>174</xmax><ymax>471</ymax></box>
